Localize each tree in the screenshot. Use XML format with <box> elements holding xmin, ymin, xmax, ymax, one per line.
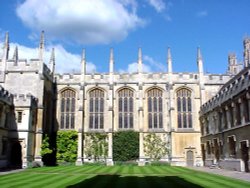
<box><xmin>144</xmin><ymin>133</ymin><xmax>169</xmax><ymax>161</ymax></box>
<box><xmin>84</xmin><ymin>133</ymin><xmax>108</xmax><ymax>161</ymax></box>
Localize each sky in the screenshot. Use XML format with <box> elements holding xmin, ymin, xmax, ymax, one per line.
<box><xmin>0</xmin><ymin>0</ymin><xmax>250</xmax><ymax>74</ymax></box>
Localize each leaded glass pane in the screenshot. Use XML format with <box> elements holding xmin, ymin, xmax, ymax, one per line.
<box><xmin>177</xmin><ymin>89</ymin><xmax>192</xmax><ymax>128</ymax></box>
<box><xmin>60</xmin><ymin>89</ymin><xmax>76</xmax><ymax>129</ymax></box>
<box><xmin>148</xmin><ymin>113</ymin><xmax>152</xmax><ymax>129</ymax></box>
<box><xmin>118</xmin><ymin>88</ymin><xmax>134</xmax><ymax>129</ymax></box>
<box><xmin>89</xmin><ymin>89</ymin><xmax>104</xmax><ymax>129</ymax></box>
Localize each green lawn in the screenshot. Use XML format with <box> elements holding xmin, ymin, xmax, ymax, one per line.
<box><xmin>1</xmin><ymin>165</ymin><xmax>250</xmax><ymax>188</ymax></box>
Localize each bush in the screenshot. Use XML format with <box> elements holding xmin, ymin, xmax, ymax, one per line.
<box><xmin>56</xmin><ymin>130</ymin><xmax>78</xmax><ymax>163</ymax></box>
<box><xmin>84</xmin><ymin>133</ymin><xmax>108</xmax><ymax>161</ymax></box>
<box><xmin>113</xmin><ymin>131</ymin><xmax>139</xmax><ymax>161</ymax></box>
<box><xmin>147</xmin><ymin>161</ymin><xmax>171</xmax><ymax>166</ymax></box>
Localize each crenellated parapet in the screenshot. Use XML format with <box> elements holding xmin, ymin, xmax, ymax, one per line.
<box><xmin>5</xmin><ymin>59</ymin><xmax>40</xmax><ymax>72</ymax></box>
<box><xmin>0</xmin><ymin>85</ymin><xmax>13</xmax><ymax>105</ymax></box>
<box><xmin>13</xmin><ymin>93</ymin><xmax>38</xmax><ymax>108</ymax></box>
<box><xmin>200</xmin><ymin>66</ymin><xmax>250</xmax><ymax>115</ymax></box>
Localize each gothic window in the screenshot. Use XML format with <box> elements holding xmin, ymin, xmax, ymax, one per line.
<box><xmin>118</xmin><ymin>88</ymin><xmax>134</xmax><ymax>129</ymax></box>
<box><xmin>147</xmin><ymin>88</ymin><xmax>163</xmax><ymax>129</ymax></box>
<box><xmin>89</xmin><ymin>89</ymin><xmax>104</xmax><ymax>129</ymax></box>
<box><xmin>60</xmin><ymin>89</ymin><xmax>76</xmax><ymax>129</ymax></box>
<box><xmin>177</xmin><ymin>88</ymin><xmax>192</xmax><ymax>128</ymax></box>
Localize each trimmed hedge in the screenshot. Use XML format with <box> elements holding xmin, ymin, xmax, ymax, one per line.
<box><xmin>113</xmin><ymin>131</ymin><xmax>139</xmax><ymax>161</ymax></box>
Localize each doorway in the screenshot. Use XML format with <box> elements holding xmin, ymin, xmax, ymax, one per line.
<box><xmin>186</xmin><ymin>150</ymin><xmax>194</xmax><ymax>166</ymax></box>
<box><xmin>10</xmin><ymin>141</ymin><xmax>22</xmax><ymax>168</ymax></box>
<box><xmin>241</xmin><ymin>141</ymin><xmax>249</xmax><ymax>172</ymax></box>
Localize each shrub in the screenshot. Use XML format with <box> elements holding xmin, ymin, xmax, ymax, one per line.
<box><xmin>56</xmin><ymin>130</ymin><xmax>78</xmax><ymax>163</ymax></box>
<box><xmin>113</xmin><ymin>131</ymin><xmax>139</xmax><ymax>161</ymax></box>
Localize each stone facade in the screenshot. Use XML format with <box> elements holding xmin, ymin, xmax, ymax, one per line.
<box><xmin>1</xmin><ymin>32</ymin><xmax>247</xmax><ymax>168</ymax></box>
<box><xmin>200</xmin><ymin>38</ymin><xmax>250</xmax><ymax>172</ymax></box>
<box><xmin>0</xmin><ymin>32</ymin><xmax>56</xmax><ymax>168</ymax></box>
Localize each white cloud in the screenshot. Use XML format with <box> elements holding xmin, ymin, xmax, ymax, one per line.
<box><xmin>196</xmin><ymin>11</ymin><xmax>208</xmax><ymax>17</ymax></box>
<box><xmin>0</xmin><ymin>42</ymin><xmax>96</xmax><ymax>74</ymax></box>
<box><xmin>143</xmin><ymin>55</ymin><xmax>166</xmax><ymax>71</ymax></box>
<box><xmin>147</xmin><ymin>0</ymin><xmax>166</xmax><ymax>13</ymax></box>
<box><xmin>16</xmin><ymin>0</ymin><xmax>145</xmax><ymax>45</ymax></box>
<box><xmin>119</xmin><ymin>61</ymin><xmax>152</xmax><ymax>73</ymax></box>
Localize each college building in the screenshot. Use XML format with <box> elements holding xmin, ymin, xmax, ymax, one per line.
<box><xmin>0</xmin><ymin>31</ymin><xmax>249</xmax><ymax>170</ymax></box>
<box><xmin>200</xmin><ymin>39</ymin><xmax>250</xmax><ymax>172</ymax></box>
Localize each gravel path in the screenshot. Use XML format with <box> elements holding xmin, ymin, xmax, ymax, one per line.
<box><xmin>189</xmin><ymin>166</ymin><xmax>250</xmax><ymax>182</ymax></box>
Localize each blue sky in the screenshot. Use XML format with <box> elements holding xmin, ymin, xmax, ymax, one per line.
<box><xmin>0</xmin><ymin>0</ymin><xmax>250</xmax><ymax>74</ymax></box>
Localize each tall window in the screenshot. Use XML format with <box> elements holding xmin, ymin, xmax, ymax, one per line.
<box><xmin>118</xmin><ymin>88</ymin><xmax>134</xmax><ymax>129</ymax></box>
<box><xmin>147</xmin><ymin>88</ymin><xmax>163</xmax><ymax>129</ymax></box>
<box><xmin>177</xmin><ymin>88</ymin><xmax>192</xmax><ymax>128</ymax></box>
<box><xmin>89</xmin><ymin>89</ymin><xmax>104</xmax><ymax>129</ymax></box>
<box><xmin>60</xmin><ymin>89</ymin><xmax>76</xmax><ymax>129</ymax></box>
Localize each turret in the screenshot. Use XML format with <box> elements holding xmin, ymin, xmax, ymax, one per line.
<box><xmin>138</xmin><ymin>47</ymin><xmax>143</xmax><ymax>74</ymax></box>
<box><xmin>109</xmin><ymin>48</ymin><xmax>114</xmax><ymax>84</ymax></box>
<box><xmin>81</xmin><ymin>49</ymin><xmax>86</xmax><ymax>83</ymax></box>
<box><xmin>1</xmin><ymin>32</ymin><xmax>10</xmax><ymax>82</ymax></box>
<box><xmin>167</xmin><ymin>47</ymin><xmax>172</xmax><ymax>74</ymax></box>
<box><xmin>49</xmin><ymin>48</ymin><xmax>55</xmax><ymax>75</ymax></box>
<box><xmin>109</xmin><ymin>48</ymin><xmax>114</xmax><ymax>74</ymax></box>
<box><xmin>38</xmin><ymin>31</ymin><xmax>45</xmax><ymax>74</ymax></box>
<box><xmin>243</xmin><ymin>37</ymin><xmax>250</xmax><ymax>67</ymax></box>
<box><xmin>197</xmin><ymin>47</ymin><xmax>204</xmax><ymax>75</ymax></box>
<box><xmin>13</xmin><ymin>46</ymin><xmax>18</xmax><ymax>65</ymax></box>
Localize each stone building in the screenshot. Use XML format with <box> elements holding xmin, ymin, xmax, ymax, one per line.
<box><xmin>0</xmin><ymin>32</ymin><xmax>56</xmax><ymax>168</ymax></box>
<box><xmin>200</xmin><ymin>38</ymin><xmax>250</xmax><ymax>172</ymax></box>
<box><xmin>0</xmin><ymin>31</ymin><xmax>245</xmax><ymax>168</ymax></box>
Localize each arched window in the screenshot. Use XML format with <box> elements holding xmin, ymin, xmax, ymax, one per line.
<box><xmin>118</xmin><ymin>88</ymin><xmax>134</xmax><ymax>129</ymax></box>
<box><xmin>60</xmin><ymin>89</ymin><xmax>76</xmax><ymax>129</ymax></box>
<box><xmin>89</xmin><ymin>89</ymin><xmax>104</xmax><ymax>129</ymax></box>
<box><xmin>177</xmin><ymin>88</ymin><xmax>192</xmax><ymax>128</ymax></box>
<box><xmin>147</xmin><ymin>88</ymin><xmax>163</xmax><ymax>129</ymax></box>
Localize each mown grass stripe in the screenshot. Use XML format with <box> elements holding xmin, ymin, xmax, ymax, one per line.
<box><xmin>42</xmin><ymin>174</ymin><xmax>90</xmax><ymax>188</ymax></box>
<box><xmin>3</xmin><ymin>174</ymin><xmax>54</xmax><ymax>188</ymax></box>
<box><xmin>0</xmin><ymin>173</ymin><xmax>35</xmax><ymax>184</ymax></box>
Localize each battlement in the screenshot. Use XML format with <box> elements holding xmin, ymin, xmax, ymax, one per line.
<box><xmin>0</xmin><ymin>85</ymin><xmax>13</xmax><ymax>105</ymax></box>
<box><xmin>13</xmin><ymin>93</ymin><xmax>38</xmax><ymax>108</ymax></box>
<box><xmin>200</xmin><ymin>66</ymin><xmax>250</xmax><ymax>115</ymax></box>
<box><xmin>5</xmin><ymin>59</ymin><xmax>40</xmax><ymax>72</ymax></box>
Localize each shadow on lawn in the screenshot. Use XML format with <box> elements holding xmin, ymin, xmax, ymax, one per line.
<box><xmin>67</xmin><ymin>175</ymin><xmax>203</xmax><ymax>188</ymax></box>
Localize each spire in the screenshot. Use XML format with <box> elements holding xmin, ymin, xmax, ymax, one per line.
<box><xmin>167</xmin><ymin>47</ymin><xmax>172</xmax><ymax>74</ymax></box>
<box><xmin>197</xmin><ymin>47</ymin><xmax>204</xmax><ymax>74</ymax></box>
<box><xmin>109</xmin><ymin>48</ymin><xmax>114</xmax><ymax>74</ymax></box>
<box><xmin>243</xmin><ymin>37</ymin><xmax>250</xmax><ymax>67</ymax></box>
<box><xmin>13</xmin><ymin>46</ymin><xmax>18</xmax><ymax>63</ymax></box>
<box><xmin>3</xmin><ymin>32</ymin><xmax>9</xmax><ymax>60</ymax></box>
<box><xmin>138</xmin><ymin>47</ymin><xmax>143</xmax><ymax>73</ymax></box>
<box><xmin>81</xmin><ymin>48</ymin><xmax>86</xmax><ymax>76</ymax></box>
<box><xmin>49</xmin><ymin>48</ymin><xmax>55</xmax><ymax>73</ymax></box>
<box><xmin>39</xmin><ymin>30</ymin><xmax>45</xmax><ymax>61</ymax></box>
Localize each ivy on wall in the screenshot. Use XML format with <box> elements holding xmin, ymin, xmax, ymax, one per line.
<box><xmin>84</xmin><ymin>133</ymin><xmax>108</xmax><ymax>161</ymax></box>
<box><xmin>143</xmin><ymin>133</ymin><xmax>169</xmax><ymax>161</ymax></box>
<box><xmin>56</xmin><ymin>130</ymin><xmax>78</xmax><ymax>163</ymax></box>
<box><xmin>113</xmin><ymin>131</ymin><xmax>139</xmax><ymax>161</ymax></box>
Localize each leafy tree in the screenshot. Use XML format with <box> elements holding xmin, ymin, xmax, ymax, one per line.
<box><xmin>144</xmin><ymin>133</ymin><xmax>169</xmax><ymax>161</ymax></box>
<box><xmin>84</xmin><ymin>133</ymin><xmax>108</xmax><ymax>161</ymax></box>
<box><xmin>40</xmin><ymin>134</ymin><xmax>53</xmax><ymax>157</ymax></box>
<box><xmin>113</xmin><ymin>131</ymin><xmax>139</xmax><ymax>161</ymax></box>
<box><xmin>56</xmin><ymin>130</ymin><xmax>78</xmax><ymax>163</ymax></box>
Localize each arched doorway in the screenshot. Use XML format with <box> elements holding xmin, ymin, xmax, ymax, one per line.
<box><xmin>10</xmin><ymin>141</ymin><xmax>22</xmax><ymax>168</ymax></box>
<box><xmin>241</xmin><ymin>141</ymin><xmax>249</xmax><ymax>172</ymax></box>
<box><xmin>186</xmin><ymin>150</ymin><xmax>194</xmax><ymax>166</ymax></box>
